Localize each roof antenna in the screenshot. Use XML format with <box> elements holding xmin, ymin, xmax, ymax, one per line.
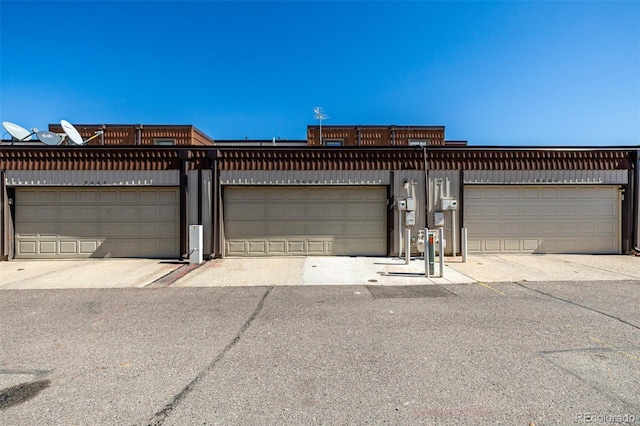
<box><xmin>313</xmin><ymin>107</ymin><xmax>328</xmax><ymax>145</ymax></box>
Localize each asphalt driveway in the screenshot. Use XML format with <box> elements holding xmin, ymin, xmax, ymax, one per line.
<box><xmin>0</xmin><ymin>280</ymin><xmax>638</xmax><ymax>425</ymax></box>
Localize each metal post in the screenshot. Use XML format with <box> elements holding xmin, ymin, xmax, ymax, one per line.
<box><xmin>398</xmin><ymin>212</ymin><xmax>403</xmax><ymax>258</ymax></box>
<box><xmin>405</xmin><ymin>228</ymin><xmax>411</xmax><ymax>265</ymax></box>
<box><xmin>452</xmin><ymin>209</ymin><xmax>457</xmax><ymax>258</ymax></box>
<box><xmin>438</xmin><ymin>227</ymin><xmax>445</xmax><ymax>278</ymax></box>
<box><xmin>424</xmin><ymin>228</ymin><xmax>430</xmax><ymax>278</ymax></box>
<box><xmin>428</xmin><ymin>231</ymin><xmax>435</xmax><ymax>275</ymax></box>
<box><xmin>462</xmin><ymin>228</ymin><xmax>468</xmax><ymax>263</ymax></box>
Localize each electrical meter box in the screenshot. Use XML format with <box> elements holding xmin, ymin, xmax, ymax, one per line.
<box><xmin>405</xmin><ymin>211</ymin><xmax>416</xmax><ymax>226</ymax></box>
<box><xmin>441</xmin><ymin>197</ymin><xmax>458</xmax><ymax>210</ymax></box>
<box><xmin>397</xmin><ymin>199</ymin><xmax>407</xmax><ymax>211</ymax></box>
<box><xmin>406</xmin><ymin>197</ymin><xmax>415</xmax><ymax>211</ymax></box>
<box><xmin>434</xmin><ymin>211</ymin><xmax>445</xmax><ymax>227</ymax></box>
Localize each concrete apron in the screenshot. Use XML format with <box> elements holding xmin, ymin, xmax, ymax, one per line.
<box><xmin>0</xmin><ymin>254</ymin><xmax>636</xmax><ymax>289</ymax></box>
<box><xmin>0</xmin><ymin>259</ymin><xmax>183</xmax><ymax>290</ymax></box>
<box><xmin>173</xmin><ymin>254</ymin><xmax>640</xmax><ymax>288</ymax></box>
<box><xmin>173</xmin><ymin>256</ymin><xmax>476</xmax><ymax>288</ymax></box>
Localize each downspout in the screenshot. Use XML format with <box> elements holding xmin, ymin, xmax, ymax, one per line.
<box><xmin>209</xmin><ymin>149</ymin><xmax>220</xmax><ymax>258</ymax></box>
<box><xmin>178</xmin><ymin>149</ymin><xmax>190</xmax><ymax>259</ymax></box>
<box><xmin>136</xmin><ymin>125</ymin><xmax>143</xmax><ymax>145</ymax></box>
<box><xmin>423</xmin><ymin>145</ymin><xmax>429</xmax><ymax>230</ymax></box>
<box><xmin>635</xmin><ymin>150</ymin><xmax>640</xmax><ymax>250</ymax></box>
<box><xmin>0</xmin><ymin>170</ymin><xmax>4</xmax><ymax>260</ymax></box>
<box><xmin>357</xmin><ymin>126</ymin><xmax>361</xmax><ymax>146</ymax></box>
<box><xmin>197</xmin><ymin>169</ymin><xmax>203</xmax><ymax>226</ymax></box>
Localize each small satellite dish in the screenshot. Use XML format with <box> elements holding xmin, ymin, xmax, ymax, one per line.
<box><xmin>60</xmin><ymin>119</ymin><xmax>84</xmax><ymax>145</ymax></box>
<box><xmin>36</xmin><ymin>131</ymin><xmax>63</xmax><ymax>146</ymax></box>
<box><xmin>2</xmin><ymin>121</ymin><xmax>33</xmax><ymax>141</ymax></box>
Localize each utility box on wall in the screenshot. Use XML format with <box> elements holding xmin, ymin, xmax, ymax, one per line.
<box><xmin>189</xmin><ymin>224</ymin><xmax>203</xmax><ymax>264</ymax></box>
<box><xmin>441</xmin><ymin>197</ymin><xmax>458</xmax><ymax>210</ymax></box>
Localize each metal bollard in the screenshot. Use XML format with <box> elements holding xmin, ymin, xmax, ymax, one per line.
<box><xmin>462</xmin><ymin>228</ymin><xmax>468</xmax><ymax>263</ymax></box>
<box><xmin>405</xmin><ymin>228</ymin><xmax>411</xmax><ymax>265</ymax></box>
<box><xmin>424</xmin><ymin>228</ymin><xmax>430</xmax><ymax>278</ymax></box>
<box><xmin>428</xmin><ymin>231</ymin><xmax>435</xmax><ymax>276</ymax></box>
<box><xmin>438</xmin><ymin>227</ymin><xmax>445</xmax><ymax>278</ymax></box>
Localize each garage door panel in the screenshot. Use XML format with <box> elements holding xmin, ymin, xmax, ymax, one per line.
<box><xmin>119</xmin><ymin>191</ymin><xmax>137</xmax><ymax>203</ymax></box>
<box><xmin>139</xmin><ymin>191</ymin><xmax>159</xmax><ymax>204</ymax></box>
<box><xmin>77</xmin><ymin>207</ymin><xmax>98</xmax><ymax>221</ymax></box>
<box><xmin>559</xmin><ymin>188</ymin><xmax>577</xmax><ymax>198</ymax></box>
<box><xmin>39</xmin><ymin>207</ymin><xmax>58</xmax><ymax>221</ymax></box>
<box><xmin>523</xmin><ymin>240</ymin><xmax>540</xmax><ymax>251</ymax></box>
<box><xmin>59</xmin><ymin>241</ymin><xmax>77</xmax><ymax>254</ymax></box>
<box><xmin>307</xmin><ymin>241</ymin><xmax>326</xmax><ymax>254</ymax></box>
<box><xmin>464</xmin><ymin>185</ymin><xmax>619</xmax><ymax>254</ymax></box>
<box><xmin>541</xmin><ymin>223</ymin><xmax>558</xmax><ymax>234</ymax></box>
<box><xmin>286</xmin><ymin>205</ymin><xmax>304</xmax><ymax>219</ymax></box>
<box><xmin>159</xmin><ymin>190</ymin><xmax>177</xmax><ymax>204</ymax></box>
<box><xmin>99</xmin><ymin>191</ymin><xmax>118</xmax><ymax>203</ymax></box>
<box><xmin>18</xmin><ymin>241</ymin><xmax>37</xmax><ymax>254</ymax></box>
<box><xmin>287</xmin><ymin>241</ymin><xmax>305</xmax><ymax>254</ymax></box>
<box><xmin>504</xmin><ymin>240</ymin><xmax>520</xmax><ymax>251</ymax></box>
<box><xmin>224</xmin><ymin>186</ymin><xmax>386</xmax><ymax>256</ymax></box>
<box><xmin>227</xmin><ymin>241</ymin><xmax>246</xmax><ymax>255</ymax></box>
<box><xmin>159</xmin><ymin>223</ymin><xmax>178</xmax><ymax>238</ymax></box>
<box><xmin>15</xmin><ymin>188</ymin><xmax>179</xmax><ymax>258</ymax></box>
<box><xmin>502</xmin><ymin>205</ymin><xmax>521</xmax><ymax>216</ymax></box>
<box><xmin>268</xmin><ymin>241</ymin><xmax>287</xmax><ymax>254</ymax></box>
<box><xmin>484</xmin><ymin>205</ymin><xmax>501</xmax><ymax>216</ymax></box>
<box><xmin>159</xmin><ymin>207</ymin><xmax>178</xmax><ymax>221</ymax></box>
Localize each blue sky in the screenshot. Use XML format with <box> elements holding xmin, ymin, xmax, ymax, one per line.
<box><xmin>1</xmin><ymin>1</ymin><xmax>638</xmax><ymax>146</ymax></box>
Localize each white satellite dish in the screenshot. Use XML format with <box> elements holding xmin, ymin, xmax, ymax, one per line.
<box><xmin>36</xmin><ymin>131</ymin><xmax>63</xmax><ymax>146</ymax></box>
<box><xmin>60</xmin><ymin>119</ymin><xmax>84</xmax><ymax>145</ymax></box>
<box><xmin>2</xmin><ymin>121</ymin><xmax>33</xmax><ymax>141</ymax></box>
<box><xmin>60</xmin><ymin>120</ymin><xmax>104</xmax><ymax>145</ymax></box>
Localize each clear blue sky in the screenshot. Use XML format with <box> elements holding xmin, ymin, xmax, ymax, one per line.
<box><xmin>1</xmin><ymin>1</ymin><xmax>638</xmax><ymax>146</ymax></box>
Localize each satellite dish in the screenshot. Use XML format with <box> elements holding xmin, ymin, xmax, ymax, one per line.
<box><xmin>60</xmin><ymin>119</ymin><xmax>84</xmax><ymax>145</ymax></box>
<box><xmin>60</xmin><ymin>120</ymin><xmax>104</xmax><ymax>145</ymax></box>
<box><xmin>2</xmin><ymin>121</ymin><xmax>33</xmax><ymax>141</ymax></box>
<box><xmin>36</xmin><ymin>131</ymin><xmax>63</xmax><ymax>146</ymax></box>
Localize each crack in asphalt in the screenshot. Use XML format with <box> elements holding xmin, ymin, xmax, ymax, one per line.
<box><xmin>140</xmin><ymin>285</ymin><xmax>273</xmax><ymax>426</ymax></box>
<box><xmin>514</xmin><ymin>281</ymin><xmax>640</xmax><ymax>331</ymax></box>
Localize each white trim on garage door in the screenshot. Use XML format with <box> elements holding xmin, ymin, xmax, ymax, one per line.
<box><xmin>224</xmin><ymin>186</ymin><xmax>387</xmax><ymax>256</ymax></box>
<box><xmin>15</xmin><ymin>187</ymin><xmax>180</xmax><ymax>258</ymax></box>
<box><xmin>464</xmin><ymin>185</ymin><xmax>620</xmax><ymax>254</ymax></box>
